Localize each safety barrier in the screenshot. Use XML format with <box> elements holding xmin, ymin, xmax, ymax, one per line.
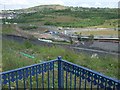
<box><xmin>0</xmin><ymin>56</ymin><xmax>119</xmax><ymax>89</ymax></box>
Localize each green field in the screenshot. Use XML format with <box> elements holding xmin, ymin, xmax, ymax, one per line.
<box><xmin>76</xmin><ymin>30</ymin><xmax>118</xmax><ymax>36</ymax></box>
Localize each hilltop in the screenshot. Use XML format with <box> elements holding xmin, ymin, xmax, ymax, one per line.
<box><xmin>14</xmin><ymin>4</ymin><xmax>67</xmax><ymax>12</ymax></box>
<box><xmin>28</xmin><ymin>4</ymin><xmax>67</xmax><ymax>10</ymax></box>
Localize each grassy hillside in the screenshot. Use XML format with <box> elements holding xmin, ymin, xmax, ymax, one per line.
<box><xmin>2</xmin><ymin>24</ymin><xmax>16</xmax><ymax>34</ymax></box>
<box><xmin>2</xmin><ymin>38</ymin><xmax>119</xmax><ymax>79</ymax></box>
<box><xmin>5</xmin><ymin>5</ymin><xmax>118</xmax><ymax>28</ymax></box>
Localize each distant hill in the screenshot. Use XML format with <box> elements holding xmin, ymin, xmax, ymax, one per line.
<box><xmin>4</xmin><ymin>4</ymin><xmax>118</xmax><ymax>28</ymax></box>
<box><xmin>15</xmin><ymin>4</ymin><xmax>68</xmax><ymax>13</ymax></box>
<box><xmin>29</xmin><ymin>4</ymin><xmax>67</xmax><ymax>10</ymax></box>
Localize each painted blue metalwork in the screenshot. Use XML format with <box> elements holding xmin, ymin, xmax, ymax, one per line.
<box><xmin>23</xmin><ymin>69</ymin><xmax>26</xmax><ymax>89</ymax></box>
<box><xmin>8</xmin><ymin>73</ymin><xmax>11</xmax><ymax>90</ymax></box>
<box><xmin>35</xmin><ymin>66</ymin><xmax>39</xmax><ymax>89</ymax></box>
<box><xmin>37</xmin><ymin>65</ymin><xmax>41</xmax><ymax>74</ymax></box>
<box><xmin>48</xmin><ymin>63</ymin><xmax>50</xmax><ymax>89</ymax></box>
<box><xmin>52</xmin><ymin>62</ymin><xmax>54</xmax><ymax>89</ymax></box>
<box><xmin>79</xmin><ymin>70</ymin><xmax>82</xmax><ymax>89</ymax></box>
<box><xmin>0</xmin><ymin>57</ymin><xmax>119</xmax><ymax>89</ymax></box>
<box><xmin>70</xmin><ymin>72</ymin><xmax>72</xmax><ymax>89</ymax></box>
<box><xmin>25</xmin><ymin>68</ymin><xmax>29</xmax><ymax>78</ymax></box>
<box><xmin>30</xmin><ymin>67</ymin><xmax>32</xmax><ymax>89</ymax></box>
<box><xmin>74</xmin><ymin>68</ymin><xmax>77</xmax><ymax>89</ymax></box>
<box><xmin>15</xmin><ymin>71</ymin><xmax>18</xmax><ymax>89</ymax></box>
<box><xmin>2</xmin><ymin>74</ymin><xmax>8</xmax><ymax>85</ymax></box>
<box><xmin>58</xmin><ymin>56</ymin><xmax>64</xmax><ymax>89</ymax></box>
<box><xmin>66</xmin><ymin>67</ymin><xmax>68</xmax><ymax>88</ymax></box>
<box><xmin>62</xmin><ymin>59</ymin><xmax>120</xmax><ymax>89</ymax></box>
<box><xmin>42</xmin><ymin>64</ymin><xmax>44</xmax><ymax>89</ymax></box>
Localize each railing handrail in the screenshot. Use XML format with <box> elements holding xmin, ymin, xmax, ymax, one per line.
<box><xmin>1</xmin><ymin>56</ymin><xmax>120</xmax><ymax>89</ymax></box>
<box><xmin>0</xmin><ymin>59</ymin><xmax>58</xmax><ymax>75</ymax></box>
<box><xmin>61</xmin><ymin>59</ymin><xmax>120</xmax><ymax>83</ymax></box>
<box><xmin>1</xmin><ymin>58</ymin><xmax>119</xmax><ymax>82</ymax></box>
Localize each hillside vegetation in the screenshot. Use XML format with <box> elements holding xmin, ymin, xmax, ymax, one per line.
<box><xmin>2</xmin><ymin>38</ymin><xmax>119</xmax><ymax>79</ymax></box>
<box><xmin>5</xmin><ymin>5</ymin><xmax>118</xmax><ymax>28</ymax></box>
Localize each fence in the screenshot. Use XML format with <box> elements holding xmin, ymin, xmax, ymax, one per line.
<box><xmin>0</xmin><ymin>56</ymin><xmax>120</xmax><ymax>89</ymax></box>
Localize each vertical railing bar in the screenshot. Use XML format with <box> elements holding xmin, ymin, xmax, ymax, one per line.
<box><xmin>42</xmin><ymin>64</ymin><xmax>44</xmax><ymax>89</ymax></box>
<box><xmin>74</xmin><ymin>68</ymin><xmax>76</xmax><ymax>90</ymax></box>
<box><xmin>113</xmin><ymin>82</ymin><xmax>116</xmax><ymax>90</ymax></box>
<box><xmin>58</xmin><ymin>58</ymin><xmax>61</xmax><ymax>89</ymax></box>
<box><xmin>116</xmin><ymin>82</ymin><xmax>120</xmax><ymax>90</ymax></box>
<box><xmin>52</xmin><ymin>62</ymin><xmax>54</xmax><ymax>89</ymax></box>
<box><xmin>63</xmin><ymin>64</ymin><xmax>64</xmax><ymax>88</ymax></box>
<box><xmin>30</xmin><ymin>68</ymin><xmax>32</xmax><ymax>89</ymax></box>
<box><xmin>85</xmin><ymin>71</ymin><xmax>87</xmax><ymax>90</ymax></box>
<box><xmin>8</xmin><ymin>73</ymin><xmax>11</xmax><ymax>90</ymax></box>
<box><xmin>113</xmin><ymin>82</ymin><xmax>115</xmax><ymax>90</ymax></box>
<box><xmin>48</xmin><ymin>63</ymin><xmax>50</xmax><ymax>89</ymax></box>
<box><xmin>105</xmin><ymin>79</ymin><xmax>107</xmax><ymax>90</ymax></box>
<box><xmin>63</xmin><ymin>70</ymin><xmax>64</xmax><ymax>88</ymax></box>
<box><xmin>90</xmin><ymin>73</ymin><xmax>93</xmax><ymax>90</ymax></box>
<box><xmin>97</xmin><ymin>76</ymin><xmax>100</xmax><ymax>90</ymax></box>
<box><xmin>36</xmin><ymin>66</ymin><xmax>38</xmax><ymax>89</ymax></box>
<box><xmin>66</xmin><ymin>69</ymin><xmax>68</xmax><ymax>89</ymax></box>
<box><xmin>23</xmin><ymin>70</ymin><xmax>26</xmax><ymax>90</ymax></box>
<box><xmin>62</xmin><ymin>62</ymin><xmax>64</xmax><ymax>88</ymax></box>
<box><xmin>70</xmin><ymin>72</ymin><xmax>72</xmax><ymax>89</ymax></box>
<box><xmin>79</xmin><ymin>69</ymin><xmax>81</xmax><ymax>90</ymax></box>
<box><xmin>58</xmin><ymin>56</ymin><xmax>64</xmax><ymax>89</ymax></box>
<box><xmin>15</xmin><ymin>71</ymin><xmax>18</xmax><ymax>90</ymax></box>
<box><xmin>84</xmin><ymin>74</ymin><xmax>87</xmax><ymax>90</ymax></box>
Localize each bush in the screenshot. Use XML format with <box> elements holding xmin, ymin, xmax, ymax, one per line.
<box><xmin>24</xmin><ymin>40</ymin><xmax>32</xmax><ymax>49</ymax></box>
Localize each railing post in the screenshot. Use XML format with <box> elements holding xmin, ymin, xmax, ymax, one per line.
<box><xmin>58</xmin><ymin>56</ymin><xmax>64</xmax><ymax>89</ymax></box>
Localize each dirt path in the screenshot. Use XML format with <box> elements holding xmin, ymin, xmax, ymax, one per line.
<box><xmin>15</xmin><ymin>26</ymin><xmax>34</xmax><ymax>38</ymax></box>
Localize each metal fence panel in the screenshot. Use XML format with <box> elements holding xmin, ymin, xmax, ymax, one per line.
<box><xmin>0</xmin><ymin>57</ymin><xmax>120</xmax><ymax>89</ymax></box>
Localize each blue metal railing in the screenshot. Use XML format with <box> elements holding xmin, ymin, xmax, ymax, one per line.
<box><xmin>0</xmin><ymin>56</ymin><xmax>120</xmax><ymax>89</ymax></box>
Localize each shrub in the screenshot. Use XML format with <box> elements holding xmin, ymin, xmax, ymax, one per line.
<box><xmin>24</xmin><ymin>40</ymin><xmax>32</xmax><ymax>49</ymax></box>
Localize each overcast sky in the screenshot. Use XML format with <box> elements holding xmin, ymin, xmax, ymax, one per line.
<box><xmin>0</xmin><ymin>0</ymin><xmax>119</xmax><ymax>10</ymax></box>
